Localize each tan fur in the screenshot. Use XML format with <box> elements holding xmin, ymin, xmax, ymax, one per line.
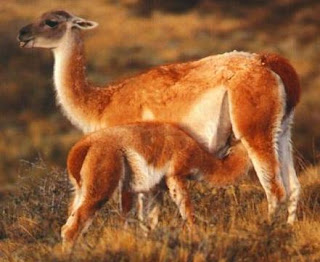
<box><xmin>61</xmin><ymin>122</ymin><xmax>250</xmax><ymax>247</ymax></box>
<box><xmin>18</xmin><ymin>10</ymin><xmax>301</xmax><ymax>224</ymax></box>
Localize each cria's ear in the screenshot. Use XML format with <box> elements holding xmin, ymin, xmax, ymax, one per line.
<box><xmin>72</xmin><ymin>19</ymin><xmax>98</xmax><ymax>30</ymax></box>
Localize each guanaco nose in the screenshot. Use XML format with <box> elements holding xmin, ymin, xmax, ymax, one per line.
<box><xmin>17</xmin><ymin>24</ymin><xmax>33</xmax><ymax>42</ymax></box>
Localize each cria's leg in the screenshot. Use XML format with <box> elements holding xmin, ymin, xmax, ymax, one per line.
<box><xmin>146</xmin><ymin>190</ymin><xmax>163</xmax><ymax>230</ymax></box>
<box><xmin>61</xmin><ymin>198</ymin><xmax>102</xmax><ymax>251</ymax></box>
<box><xmin>118</xmin><ymin>176</ymin><xmax>134</xmax><ymax>222</ymax></box>
<box><xmin>121</xmin><ymin>190</ymin><xmax>134</xmax><ymax>217</ymax></box>
<box><xmin>68</xmin><ymin>187</ymin><xmax>82</xmax><ymax>216</ymax></box>
<box><xmin>166</xmin><ymin>176</ymin><xmax>194</xmax><ymax>226</ymax></box>
<box><xmin>137</xmin><ymin>193</ymin><xmax>145</xmax><ymax>225</ymax></box>
<box><xmin>118</xmin><ymin>158</ymin><xmax>135</xmax><ymax>226</ymax></box>
<box><xmin>137</xmin><ymin>193</ymin><xmax>150</xmax><ymax>232</ymax></box>
<box><xmin>119</xmin><ymin>189</ymin><xmax>135</xmax><ymax>229</ymax></box>
<box><xmin>278</xmin><ymin>115</ymin><xmax>300</xmax><ymax>224</ymax></box>
<box><xmin>61</xmin><ymin>150</ymin><xmax>123</xmax><ymax>250</ymax></box>
<box><xmin>137</xmin><ymin>190</ymin><xmax>163</xmax><ymax>231</ymax></box>
<box><xmin>148</xmin><ymin>203</ymin><xmax>160</xmax><ymax>230</ymax></box>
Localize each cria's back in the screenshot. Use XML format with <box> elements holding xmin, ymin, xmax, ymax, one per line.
<box><xmin>78</xmin><ymin>122</ymin><xmax>201</xmax><ymax>159</ymax></box>
<box><xmin>63</xmin><ymin>121</ymin><xmax>250</xmax><ymax>248</ymax></box>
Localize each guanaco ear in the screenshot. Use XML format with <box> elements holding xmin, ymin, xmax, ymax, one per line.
<box><xmin>72</xmin><ymin>19</ymin><xmax>98</xmax><ymax>30</ymax></box>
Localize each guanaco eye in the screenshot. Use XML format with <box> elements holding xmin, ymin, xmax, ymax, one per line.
<box><xmin>45</xmin><ymin>20</ymin><xmax>59</xmax><ymax>28</ymax></box>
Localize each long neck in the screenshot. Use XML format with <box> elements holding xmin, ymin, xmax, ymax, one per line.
<box><xmin>53</xmin><ymin>31</ymin><xmax>105</xmax><ymax>133</ymax></box>
<box><xmin>200</xmin><ymin>143</ymin><xmax>250</xmax><ymax>186</ymax></box>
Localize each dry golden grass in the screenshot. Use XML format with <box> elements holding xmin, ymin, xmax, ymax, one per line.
<box><xmin>0</xmin><ymin>163</ymin><xmax>320</xmax><ymax>261</ymax></box>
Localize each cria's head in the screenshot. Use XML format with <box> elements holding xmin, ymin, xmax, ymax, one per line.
<box><xmin>17</xmin><ymin>10</ymin><xmax>98</xmax><ymax>49</ymax></box>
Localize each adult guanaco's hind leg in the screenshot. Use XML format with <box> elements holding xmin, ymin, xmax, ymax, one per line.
<box><xmin>278</xmin><ymin>114</ymin><xmax>301</xmax><ymax>224</ymax></box>
<box><xmin>228</xmin><ymin>69</ymin><xmax>288</xmax><ymax>221</ymax></box>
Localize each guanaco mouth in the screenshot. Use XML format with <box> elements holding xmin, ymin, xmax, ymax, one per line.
<box><xmin>19</xmin><ymin>39</ymin><xmax>34</xmax><ymax>48</ymax></box>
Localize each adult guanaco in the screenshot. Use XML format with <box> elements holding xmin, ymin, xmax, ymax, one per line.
<box><xmin>17</xmin><ymin>10</ymin><xmax>301</xmax><ymax>223</ymax></box>
<box><xmin>61</xmin><ymin>122</ymin><xmax>250</xmax><ymax>248</ymax></box>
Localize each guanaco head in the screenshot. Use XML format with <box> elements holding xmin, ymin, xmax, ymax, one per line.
<box><xmin>17</xmin><ymin>10</ymin><xmax>98</xmax><ymax>49</ymax></box>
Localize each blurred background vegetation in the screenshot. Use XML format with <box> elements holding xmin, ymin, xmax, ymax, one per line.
<box><xmin>0</xmin><ymin>0</ymin><xmax>320</xmax><ymax>188</ymax></box>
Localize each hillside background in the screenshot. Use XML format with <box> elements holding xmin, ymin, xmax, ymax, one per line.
<box><xmin>0</xmin><ymin>0</ymin><xmax>319</xmax><ymax>185</ymax></box>
<box><xmin>0</xmin><ymin>0</ymin><xmax>320</xmax><ymax>261</ymax></box>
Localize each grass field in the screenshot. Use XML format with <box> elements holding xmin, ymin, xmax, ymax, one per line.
<box><xmin>0</xmin><ymin>0</ymin><xmax>320</xmax><ymax>261</ymax></box>
<box><xmin>1</xmin><ymin>162</ymin><xmax>320</xmax><ymax>261</ymax></box>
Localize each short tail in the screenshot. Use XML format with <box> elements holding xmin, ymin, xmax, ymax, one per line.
<box><xmin>208</xmin><ymin>142</ymin><xmax>251</xmax><ymax>186</ymax></box>
<box><xmin>67</xmin><ymin>141</ymin><xmax>91</xmax><ymax>188</ymax></box>
<box><xmin>259</xmin><ymin>53</ymin><xmax>301</xmax><ymax>115</ymax></box>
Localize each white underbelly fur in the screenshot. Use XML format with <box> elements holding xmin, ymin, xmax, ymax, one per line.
<box><xmin>125</xmin><ymin>149</ymin><xmax>169</xmax><ymax>192</ymax></box>
<box><xmin>182</xmin><ymin>86</ymin><xmax>232</xmax><ymax>154</ymax></box>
